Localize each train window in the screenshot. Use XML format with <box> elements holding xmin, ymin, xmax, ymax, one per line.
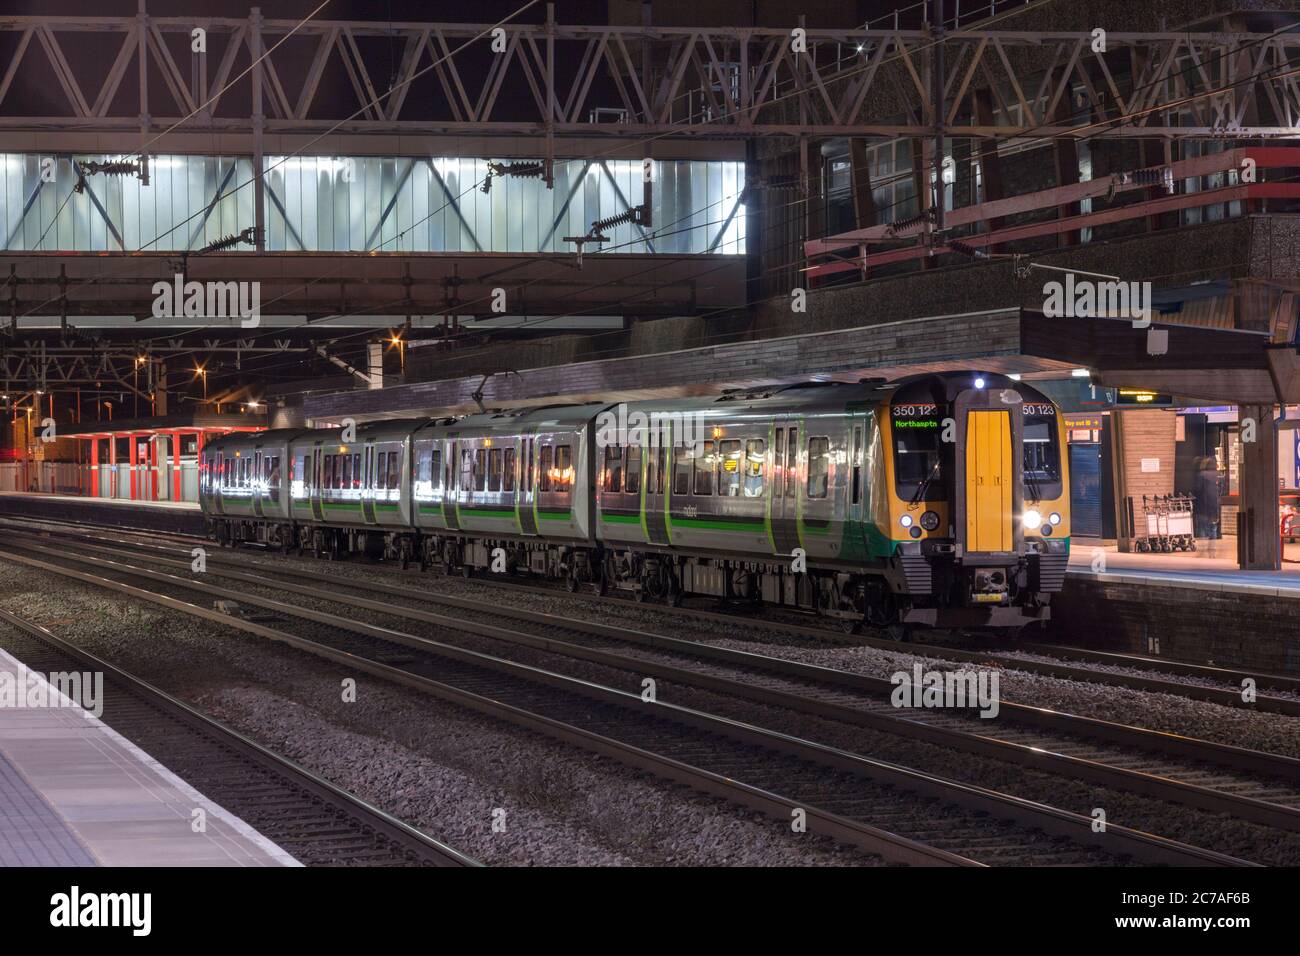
<box><xmin>807</xmin><ymin>437</ymin><xmax>830</xmax><ymax>499</ymax></box>
<box><xmin>1022</xmin><ymin>410</ymin><xmax>1063</xmax><ymax>500</ymax></box>
<box><xmin>503</xmin><ymin>447</ymin><xmax>516</xmax><ymax>492</ymax></box>
<box><xmin>718</xmin><ymin>440</ymin><xmax>742</xmax><ymax>496</ymax></box>
<box><xmin>745</xmin><ymin>439</ymin><xmax>765</xmax><ymax>497</ymax></box>
<box><xmin>785</xmin><ymin>427</ymin><xmax>798</xmax><ymax>498</ymax></box>
<box><xmin>851</xmin><ymin>426</ymin><xmax>863</xmax><ymax>505</ymax></box>
<box><xmin>460</xmin><ymin>450</ymin><xmax>474</xmax><ymax>491</ymax></box>
<box><xmin>539</xmin><ymin>445</ymin><xmax>554</xmax><ymax>491</ymax></box>
<box><xmin>341</xmin><ymin>454</ymin><xmax>352</xmax><ymax>490</ymax></box>
<box><xmin>892</xmin><ymin>413</ymin><xmax>943</xmax><ymax>502</ymax></box>
<box><xmin>693</xmin><ymin>441</ymin><xmax>715</xmax><ymax>495</ymax></box>
<box><xmin>554</xmin><ymin>445</ymin><xmax>574</xmax><ymax>492</ymax></box>
<box><xmin>473</xmin><ymin>448</ymin><xmax>486</xmax><ymax>492</ymax></box>
<box><xmin>625</xmin><ymin>445</ymin><xmax>641</xmax><ymax>495</ymax></box>
<box><xmin>430</xmin><ymin>449</ymin><xmax>442</xmax><ymax>490</ymax></box>
<box><xmin>387</xmin><ymin>451</ymin><xmax>400</xmax><ymax>491</ymax></box>
<box><xmin>268</xmin><ymin>457</ymin><xmax>281</xmax><ymax>502</ymax></box>
<box><xmin>672</xmin><ymin>447</ymin><xmax>689</xmax><ymax>496</ymax></box>
<box><xmin>375</xmin><ymin>451</ymin><xmax>388</xmax><ymax>490</ymax></box>
<box><xmin>655</xmin><ymin>447</ymin><xmax>666</xmax><ymax>494</ymax></box>
<box><xmin>645</xmin><ymin>444</ymin><xmax>657</xmax><ymax>493</ymax></box>
<box><xmin>523</xmin><ymin>440</ymin><xmax>533</xmax><ymax>493</ymax></box>
<box><xmin>488</xmin><ymin>447</ymin><xmax>503</xmax><ymax>492</ymax></box>
<box><xmin>352</xmin><ymin>453</ymin><xmax>361</xmax><ymax>489</ymax></box>
<box><xmin>604</xmin><ymin>445</ymin><xmax>623</xmax><ymax>493</ymax></box>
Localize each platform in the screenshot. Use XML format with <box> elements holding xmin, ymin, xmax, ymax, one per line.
<box><xmin>0</xmin><ymin>646</ymin><xmax>298</xmax><ymax>867</ymax></box>
<box><xmin>0</xmin><ymin>492</ymin><xmax>203</xmax><ymax>536</ymax></box>
<box><xmin>1067</xmin><ymin>539</ymin><xmax>1300</xmax><ymax>597</ymax></box>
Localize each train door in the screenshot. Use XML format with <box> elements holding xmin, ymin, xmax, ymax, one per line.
<box><xmin>442</xmin><ymin>439</ymin><xmax>460</xmax><ymax>531</ymax></box>
<box><xmin>361</xmin><ymin>444</ymin><xmax>377</xmax><ymax>524</ymax></box>
<box><xmin>310</xmin><ymin>446</ymin><xmax>324</xmax><ymax>522</ymax></box>
<box><xmin>966</xmin><ymin>410</ymin><xmax>1014</xmax><ymax>553</ymax></box>
<box><xmin>644</xmin><ymin>426</ymin><xmax>669</xmax><ymax>546</ymax></box>
<box><xmin>253</xmin><ymin>449</ymin><xmax>265</xmax><ymax>518</ymax></box>
<box><xmin>770</xmin><ymin>420</ymin><xmax>801</xmax><ymax>556</ymax></box>
<box><xmin>517</xmin><ymin>435</ymin><xmax>538</xmax><ymax>536</ymax></box>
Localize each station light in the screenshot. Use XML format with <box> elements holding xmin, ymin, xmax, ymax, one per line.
<box><xmin>1071</xmin><ymin>368</ymin><xmax>1091</xmax><ymax>378</ymax></box>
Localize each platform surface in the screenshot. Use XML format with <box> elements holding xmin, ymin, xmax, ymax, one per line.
<box><xmin>0</xmin><ymin>647</ymin><xmax>298</xmax><ymax>867</ymax></box>
<box><xmin>0</xmin><ymin>491</ymin><xmax>198</xmax><ymax>511</ymax></box>
<box><xmin>1069</xmin><ymin>539</ymin><xmax>1300</xmax><ymax>596</ymax></box>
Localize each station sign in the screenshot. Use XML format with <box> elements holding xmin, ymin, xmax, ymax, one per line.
<box><xmin>1113</xmin><ymin>388</ymin><xmax>1173</xmax><ymax>407</ymax></box>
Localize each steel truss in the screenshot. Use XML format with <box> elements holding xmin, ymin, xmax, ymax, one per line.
<box><xmin>2</xmin><ymin>12</ymin><xmax>1300</xmax><ymax>144</ymax></box>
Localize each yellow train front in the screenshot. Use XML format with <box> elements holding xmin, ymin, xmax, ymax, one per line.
<box><xmin>878</xmin><ymin>372</ymin><xmax>1070</xmax><ymax>632</ymax></box>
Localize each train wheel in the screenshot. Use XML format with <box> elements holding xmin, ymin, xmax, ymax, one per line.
<box><xmin>840</xmin><ymin>618</ymin><xmax>864</xmax><ymax>635</ymax></box>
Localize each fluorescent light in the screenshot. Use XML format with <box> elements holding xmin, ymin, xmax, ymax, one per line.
<box><xmin>1072</xmin><ymin>368</ymin><xmax>1091</xmax><ymax>378</ymax></box>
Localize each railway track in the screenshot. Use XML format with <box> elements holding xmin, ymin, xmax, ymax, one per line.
<box><xmin>5</xmin><ymin>515</ymin><xmax>1295</xmax><ymax>709</ymax></box>
<box><xmin>0</xmin><ymin>533</ymin><xmax>1263</xmax><ymax>866</ymax></box>
<box><xmin>0</xmin><ymin>606</ymin><xmax>477</xmax><ymax>868</ymax></box>
<box><xmin>15</xmin><ymin>528</ymin><xmax>1300</xmax><ymax>834</ymax></box>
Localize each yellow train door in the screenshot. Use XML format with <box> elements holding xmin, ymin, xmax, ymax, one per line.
<box><xmin>965</xmin><ymin>410</ymin><xmax>1013</xmax><ymax>552</ymax></box>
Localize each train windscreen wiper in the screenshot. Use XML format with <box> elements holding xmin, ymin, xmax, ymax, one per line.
<box><xmin>910</xmin><ymin>458</ymin><xmax>942</xmax><ymax>505</ymax></box>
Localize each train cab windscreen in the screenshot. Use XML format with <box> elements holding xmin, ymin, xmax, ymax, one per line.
<box><xmin>891</xmin><ymin>401</ymin><xmax>945</xmax><ymax>502</ymax></box>
<box><xmin>1022</xmin><ymin>401</ymin><xmax>1063</xmax><ymax>501</ymax></box>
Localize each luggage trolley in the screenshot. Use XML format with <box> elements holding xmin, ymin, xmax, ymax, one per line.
<box><xmin>1133</xmin><ymin>494</ymin><xmax>1196</xmax><ymax>552</ymax></box>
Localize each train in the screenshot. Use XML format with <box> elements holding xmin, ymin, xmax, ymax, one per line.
<box><xmin>198</xmin><ymin>372</ymin><xmax>1070</xmax><ymax>635</ymax></box>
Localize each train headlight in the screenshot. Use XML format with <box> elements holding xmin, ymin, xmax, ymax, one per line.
<box><xmin>1022</xmin><ymin>509</ymin><xmax>1043</xmax><ymax>530</ymax></box>
<box><xmin>899</xmin><ymin>514</ymin><xmax>914</xmax><ymax>528</ymax></box>
<box><xmin>920</xmin><ymin>510</ymin><xmax>940</xmax><ymax>531</ymax></box>
<box><xmin>1049</xmin><ymin>512</ymin><xmax>1061</xmax><ymax>525</ymax></box>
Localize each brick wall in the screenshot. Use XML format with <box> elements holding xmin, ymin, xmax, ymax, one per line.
<box><xmin>1048</xmin><ymin>577</ymin><xmax>1300</xmax><ymax>673</ymax></box>
<box><xmin>1118</xmin><ymin>408</ymin><xmax>1177</xmax><ymax>504</ymax></box>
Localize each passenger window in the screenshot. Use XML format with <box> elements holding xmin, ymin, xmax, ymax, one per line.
<box><xmin>625</xmin><ymin>445</ymin><xmax>641</xmax><ymax>495</ymax></box>
<box><xmin>745</xmin><ymin>439</ymin><xmax>765</xmax><ymax>497</ymax></box>
<box><xmin>693</xmin><ymin>441</ymin><xmax>715</xmax><ymax>496</ymax></box>
<box><xmin>604</xmin><ymin>445</ymin><xmax>623</xmax><ymax>493</ymax></box>
<box><xmin>342</xmin><ymin>454</ymin><xmax>352</xmax><ymax>490</ymax></box>
<box><xmin>524</xmin><ymin>440</ymin><xmax>533</xmax><ymax>493</ymax></box>
<box><xmin>474</xmin><ymin>449</ymin><xmax>486</xmax><ymax>492</ymax></box>
<box><xmin>387</xmin><ymin>451</ymin><xmax>400</xmax><ymax>491</ymax></box>
<box><xmin>554</xmin><ymin>445</ymin><xmax>573</xmax><ymax>492</ymax></box>
<box><xmin>352</xmin><ymin>453</ymin><xmax>361</xmax><ymax>489</ymax></box>
<box><xmin>807</xmin><ymin>437</ymin><xmax>830</xmax><ymax>499</ymax></box>
<box><xmin>672</xmin><ymin>447</ymin><xmax>689</xmax><ymax>496</ymax></box>
<box><xmin>430</xmin><ymin>449</ymin><xmax>442</xmax><ymax>490</ymax></box>
<box><xmin>718</xmin><ymin>439</ymin><xmax>742</xmax><ymax>497</ymax></box>
<box><xmin>785</xmin><ymin>428</ymin><xmax>798</xmax><ymax>498</ymax></box>
<box><xmin>375</xmin><ymin>452</ymin><xmax>388</xmax><ymax>490</ymax></box>
<box><xmin>461</xmin><ymin>450</ymin><xmax>474</xmax><ymax>491</ymax></box>
<box><xmin>488</xmin><ymin>447</ymin><xmax>503</xmax><ymax>492</ymax></box>
<box><xmin>539</xmin><ymin>445</ymin><xmax>554</xmax><ymax>492</ymax></box>
<box><xmin>503</xmin><ymin>447</ymin><xmax>516</xmax><ymax>492</ymax></box>
<box><xmin>268</xmin><ymin>457</ymin><xmax>281</xmax><ymax>502</ymax></box>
